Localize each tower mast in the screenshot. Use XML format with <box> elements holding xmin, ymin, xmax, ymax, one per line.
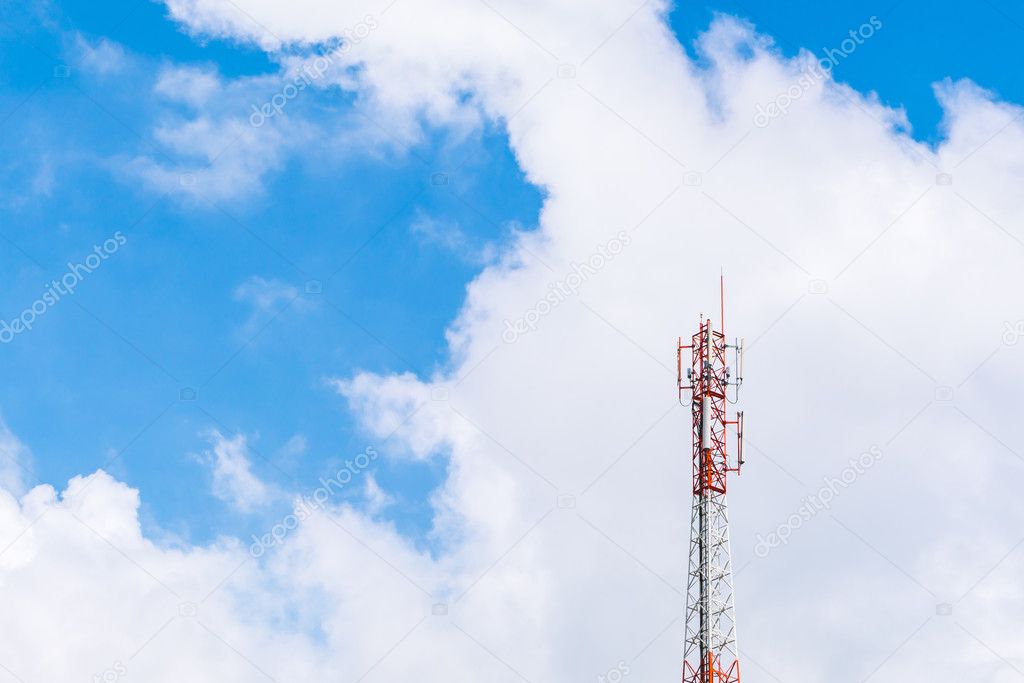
<box><xmin>678</xmin><ymin>280</ymin><xmax>745</xmax><ymax>683</ymax></box>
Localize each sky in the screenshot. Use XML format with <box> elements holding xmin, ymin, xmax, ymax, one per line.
<box><xmin>0</xmin><ymin>1</ymin><xmax>1023</xmax><ymax>681</ymax></box>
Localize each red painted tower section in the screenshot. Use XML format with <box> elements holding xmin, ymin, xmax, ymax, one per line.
<box><xmin>678</xmin><ymin>280</ymin><xmax>745</xmax><ymax>683</ymax></box>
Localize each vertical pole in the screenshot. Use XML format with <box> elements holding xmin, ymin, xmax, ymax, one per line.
<box><xmin>700</xmin><ymin>320</ymin><xmax>712</xmax><ymax>681</ymax></box>
<box><xmin>720</xmin><ymin>273</ymin><xmax>725</xmax><ymax>337</ymax></box>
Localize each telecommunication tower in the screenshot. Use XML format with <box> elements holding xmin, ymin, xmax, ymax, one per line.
<box><xmin>677</xmin><ymin>279</ymin><xmax>745</xmax><ymax>683</ymax></box>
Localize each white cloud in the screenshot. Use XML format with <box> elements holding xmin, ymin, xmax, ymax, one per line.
<box><xmin>410</xmin><ymin>211</ymin><xmax>497</xmax><ymax>265</ymax></box>
<box><xmin>154</xmin><ymin>64</ymin><xmax>222</xmax><ymax>107</ymax></box>
<box><xmin>362</xmin><ymin>473</ymin><xmax>393</xmax><ymax>516</ymax></box>
<box><xmin>123</xmin><ymin>62</ymin><xmax>312</xmax><ymax>202</ymax></box>
<box><xmin>234</xmin><ymin>275</ymin><xmax>299</xmax><ymax>313</ymax></box>
<box><xmin>74</xmin><ymin>35</ymin><xmax>127</xmax><ymax>75</ymax></box>
<box><xmin>277</xmin><ymin>433</ymin><xmax>307</xmax><ymax>462</ymax></box>
<box><xmin>4</xmin><ymin>3</ymin><xmax>1024</xmax><ymax>681</ymax></box>
<box><xmin>126</xmin><ymin>113</ymin><xmax>294</xmax><ymax>202</ymax></box>
<box><xmin>233</xmin><ymin>275</ymin><xmax>302</xmax><ymax>336</ymax></box>
<box><xmin>0</xmin><ymin>418</ymin><xmax>31</xmax><ymax>496</ymax></box>
<box><xmin>197</xmin><ymin>430</ymin><xmax>275</xmax><ymax>512</ymax></box>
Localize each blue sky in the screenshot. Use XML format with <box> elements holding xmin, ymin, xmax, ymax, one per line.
<box><xmin>1</xmin><ymin>0</ymin><xmax>1021</xmax><ymax>548</ymax></box>
<box><xmin>671</xmin><ymin>0</ymin><xmax>1024</xmax><ymax>141</ymax></box>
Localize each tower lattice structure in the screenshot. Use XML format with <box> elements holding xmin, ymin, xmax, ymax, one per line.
<box><xmin>677</xmin><ymin>291</ymin><xmax>745</xmax><ymax>683</ymax></box>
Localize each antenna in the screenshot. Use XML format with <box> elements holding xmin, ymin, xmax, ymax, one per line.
<box><xmin>720</xmin><ymin>270</ymin><xmax>729</xmax><ymax>337</ymax></box>
<box><xmin>720</xmin><ymin>270</ymin><xmax>725</xmax><ymax>337</ymax></box>
<box><xmin>678</xmin><ymin>283</ymin><xmax>748</xmax><ymax>683</ymax></box>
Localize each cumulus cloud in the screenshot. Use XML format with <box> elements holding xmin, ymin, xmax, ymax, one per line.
<box><xmin>4</xmin><ymin>2</ymin><xmax>1024</xmax><ymax>681</ymax></box>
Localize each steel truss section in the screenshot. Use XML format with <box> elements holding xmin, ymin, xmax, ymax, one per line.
<box><xmin>679</xmin><ymin>315</ymin><xmax>743</xmax><ymax>683</ymax></box>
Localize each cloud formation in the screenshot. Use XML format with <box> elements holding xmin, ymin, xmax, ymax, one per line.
<box><xmin>3</xmin><ymin>2</ymin><xmax>1024</xmax><ymax>681</ymax></box>
<box><xmin>197</xmin><ymin>430</ymin><xmax>276</xmax><ymax>512</ymax></box>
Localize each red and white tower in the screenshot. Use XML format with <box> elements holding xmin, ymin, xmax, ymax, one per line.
<box><xmin>677</xmin><ymin>280</ymin><xmax>745</xmax><ymax>683</ymax></box>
